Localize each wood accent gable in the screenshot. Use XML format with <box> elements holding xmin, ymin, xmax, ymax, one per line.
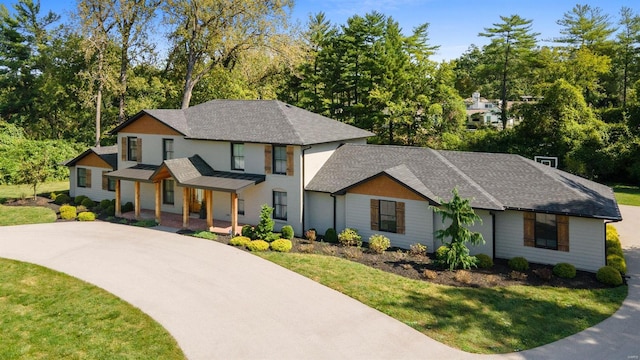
<box><xmin>118</xmin><ymin>114</ymin><xmax>182</xmax><ymax>136</ymax></box>
<box><xmin>557</xmin><ymin>215</ymin><xmax>570</xmax><ymax>252</ymax></box>
<box><xmin>523</xmin><ymin>212</ymin><xmax>535</xmax><ymax>247</ymax></box>
<box><xmin>348</xmin><ymin>174</ymin><xmax>426</xmax><ymax>201</ymax></box>
<box><xmin>76</xmin><ymin>152</ymin><xmax>111</xmax><ymax>169</ymax></box>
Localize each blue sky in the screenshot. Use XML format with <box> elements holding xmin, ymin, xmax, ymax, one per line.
<box><xmin>2</xmin><ymin>0</ymin><xmax>637</xmax><ymax>61</ymax></box>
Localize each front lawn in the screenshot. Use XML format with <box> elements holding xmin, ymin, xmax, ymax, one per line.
<box><xmin>0</xmin><ymin>205</ymin><xmax>56</xmax><ymax>226</ymax></box>
<box><xmin>0</xmin><ymin>258</ymin><xmax>185</xmax><ymax>359</ymax></box>
<box><xmin>259</xmin><ymin>252</ymin><xmax>627</xmax><ymax>354</ymax></box>
<box><xmin>0</xmin><ymin>180</ymin><xmax>68</xmax><ymax>203</ymax></box>
<box><xmin>613</xmin><ymin>184</ymin><xmax>640</xmax><ymax>206</ymax></box>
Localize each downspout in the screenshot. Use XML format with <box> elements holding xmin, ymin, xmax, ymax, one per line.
<box><xmin>301</xmin><ymin>146</ymin><xmax>312</xmax><ymax>235</ymax></box>
<box><xmin>330</xmin><ymin>193</ymin><xmax>337</xmax><ymax>230</ymax></box>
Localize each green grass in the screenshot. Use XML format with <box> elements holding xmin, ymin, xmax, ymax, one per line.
<box><xmin>0</xmin><ymin>181</ymin><xmax>69</xmax><ymax>203</ymax></box>
<box><xmin>612</xmin><ymin>185</ymin><xmax>640</xmax><ymax>206</ymax></box>
<box><xmin>191</xmin><ymin>230</ymin><xmax>218</xmax><ymax>240</ymax></box>
<box><xmin>0</xmin><ymin>258</ymin><xmax>185</xmax><ymax>359</ymax></box>
<box><xmin>259</xmin><ymin>252</ymin><xmax>627</xmax><ymax>354</ymax></box>
<box><xmin>0</xmin><ymin>205</ymin><xmax>57</xmax><ymax>226</ymax></box>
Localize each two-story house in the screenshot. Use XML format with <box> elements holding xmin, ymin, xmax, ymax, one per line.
<box><xmin>67</xmin><ymin>99</ymin><xmax>621</xmax><ymax>272</ymax></box>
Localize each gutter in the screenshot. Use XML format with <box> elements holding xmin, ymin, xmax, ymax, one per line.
<box><xmin>330</xmin><ymin>194</ymin><xmax>337</xmax><ymax>230</ymax></box>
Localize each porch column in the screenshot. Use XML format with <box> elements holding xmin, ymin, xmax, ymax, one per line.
<box><xmin>205</xmin><ymin>190</ymin><xmax>213</xmax><ymax>230</ymax></box>
<box><xmin>115</xmin><ymin>179</ymin><xmax>121</xmax><ymax>217</ymax></box>
<box><xmin>182</xmin><ymin>187</ymin><xmax>189</xmax><ymax>229</ymax></box>
<box><xmin>134</xmin><ymin>181</ymin><xmax>141</xmax><ymax>220</ymax></box>
<box><xmin>230</xmin><ymin>192</ymin><xmax>238</xmax><ymax>236</ymax></box>
<box><xmin>155</xmin><ymin>181</ymin><xmax>161</xmax><ymax>225</ymax></box>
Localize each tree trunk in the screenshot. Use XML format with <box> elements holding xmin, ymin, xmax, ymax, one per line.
<box><xmin>500</xmin><ymin>42</ymin><xmax>511</xmax><ymax>130</ymax></box>
<box><xmin>95</xmin><ymin>50</ymin><xmax>104</xmax><ymax>147</ymax></box>
<box><xmin>119</xmin><ymin>38</ymin><xmax>129</xmax><ymax>123</ymax></box>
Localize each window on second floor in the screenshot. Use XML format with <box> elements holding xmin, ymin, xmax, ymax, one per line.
<box><xmin>163</xmin><ymin>139</ymin><xmax>174</xmax><ymax>160</ymax></box>
<box><xmin>273</xmin><ymin>145</ymin><xmax>287</xmax><ymax>175</ymax></box>
<box><xmin>127</xmin><ymin>136</ymin><xmax>138</xmax><ymax>161</ymax></box>
<box><xmin>232</xmin><ymin>143</ymin><xmax>244</xmax><ymax>170</ymax></box>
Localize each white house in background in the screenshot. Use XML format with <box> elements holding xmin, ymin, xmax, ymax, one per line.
<box><xmin>66</xmin><ymin>99</ymin><xmax>621</xmax><ymax>272</ymax></box>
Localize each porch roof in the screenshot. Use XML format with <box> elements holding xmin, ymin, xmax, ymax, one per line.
<box><xmin>107</xmin><ymin>164</ymin><xmax>158</xmax><ymax>183</ymax></box>
<box><xmin>151</xmin><ymin>155</ymin><xmax>265</xmax><ymax>192</ymax></box>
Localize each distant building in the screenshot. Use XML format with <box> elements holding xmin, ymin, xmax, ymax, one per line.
<box><xmin>465</xmin><ymin>92</ymin><xmax>532</xmax><ymax>130</ymax></box>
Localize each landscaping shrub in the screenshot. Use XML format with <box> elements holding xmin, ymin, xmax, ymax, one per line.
<box><xmin>510</xmin><ymin>271</ymin><xmax>528</xmax><ymax>281</ymax></box>
<box><xmin>105</xmin><ymin>205</ymin><xmax>115</xmax><ymax>217</ymax></box>
<box><xmin>76</xmin><ymin>205</ymin><xmax>88</xmax><ymax>213</ymax></box>
<box><xmin>100</xmin><ymin>199</ymin><xmax>112</xmax><ymax>209</ymax></box>
<box><xmin>508</xmin><ymin>257</ymin><xmax>529</xmax><ymax>272</ymax></box>
<box><xmin>368</xmin><ymin>234</ymin><xmax>390</xmax><ymax>254</ymax></box>
<box><xmin>54</xmin><ymin>193</ymin><xmax>71</xmax><ymax>205</ymax></box>
<box><xmin>553</xmin><ymin>263</ymin><xmax>577</xmax><ymax>279</ymax></box>
<box><xmin>254</xmin><ymin>205</ymin><xmax>275</xmax><ymax>240</ymax></box>
<box><xmin>606</xmin><ymin>237</ymin><xmax>622</xmax><ymax>250</ymax></box>
<box><xmin>596</xmin><ymin>265</ymin><xmax>623</xmax><ymax>286</ymax></box>
<box><xmin>229</xmin><ymin>236</ymin><xmax>251</xmax><ymax>247</ymax></box>
<box><xmin>264</xmin><ymin>232</ymin><xmax>281</xmax><ymax>242</ymax></box>
<box><xmin>77</xmin><ymin>212</ymin><xmax>96</xmax><ymax>221</ymax></box>
<box><xmin>409</xmin><ymin>243</ymin><xmax>427</xmax><ymax>257</ymax></box>
<box><xmin>343</xmin><ymin>246</ymin><xmax>363</xmax><ymax>260</ymax></box>
<box><xmin>280</xmin><ymin>225</ymin><xmax>294</xmax><ymax>240</ymax></box>
<box><xmin>338</xmin><ymin>228</ymin><xmax>362</xmax><ymax>247</ymax></box>
<box><xmin>121</xmin><ymin>202</ymin><xmax>134</xmax><ymax>213</ymax></box>
<box><xmin>606</xmin><ymin>224</ymin><xmax>619</xmax><ymax>242</ymax></box>
<box><xmin>132</xmin><ymin>219</ymin><xmax>157</xmax><ymax>227</ymax></box>
<box><xmin>607</xmin><ymin>254</ymin><xmax>627</xmax><ymax>275</ymax></box>
<box><xmin>606</xmin><ymin>246</ymin><xmax>624</xmax><ymax>258</ymax></box>
<box><xmin>247</xmin><ymin>240</ymin><xmax>269</xmax><ymax>252</ymax></box>
<box><xmin>435</xmin><ymin>245</ymin><xmax>449</xmax><ymax>261</ymax></box>
<box><xmin>533</xmin><ymin>268</ymin><xmax>553</xmax><ymax>281</ymax></box>
<box><xmin>305</xmin><ymin>229</ymin><xmax>316</xmax><ymax>242</ymax></box>
<box><xmin>475</xmin><ymin>254</ymin><xmax>493</xmax><ymax>269</ymax></box>
<box><xmin>81</xmin><ymin>197</ymin><xmax>95</xmax><ymax>208</ymax></box>
<box><xmin>422</xmin><ymin>269</ymin><xmax>437</xmax><ymax>279</ymax></box>
<box><xmin>49</xmin><ymin>192</ymin><xmax>57</xmax><ymax>201</ymax></box>
<box><xmin>299</xmin><ymin>244</ymin><xmax>315</xmax><ymax>253</ymax></box>
<box><xmin>324</xmin><ymin>228</ymin><xmax>338</xmax><ymax>243</ymax></box>
<box><xmin>192</xmin><ymin>231</ymin><xmax>217</xmax><ymax>240</ymax></box>
<box><xmin>270</xmin><ymin>239</ymin><xmax>293</xmax><ymax>252</ymax></box>
<box><xmin>59</xmin><ymin>205</ymin><xmax>77</xmax><ymax>220</ymax></box>
<box><xmin>454</xmin><ymin>270</ymin><xmax>472</xmax><ymax>284</ymax></box>
<box><xmin>74</xmin><ymin>195</ymin><xmax>88</xmax><ymax>205</ymax></box>
<box><xmin>241</xmin><ymin>225</ymin><xmax>255</xmax><ymax>239</ymax></box>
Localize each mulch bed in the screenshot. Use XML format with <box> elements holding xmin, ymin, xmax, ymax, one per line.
<box><xmin>211</xmin><ymin>234</ymin><xmax>606</xmax><ymax>289</ymax></box>
<box><xmin>3</xmin><ymin>196</ymin><xmax>61</xmax><ymax>212</ymax></box>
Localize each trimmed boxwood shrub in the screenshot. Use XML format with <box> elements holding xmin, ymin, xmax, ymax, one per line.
<box><xmin>270</xmin><ymin>239</ymin><xmax>293</xmax><ymax>252</ymax></box>
<box><xmin>508</xmin><ymin>257</ymin><xmax>529</xmax><ymax>272</ymax></box>
<box><xmin>607</xmin><ymin>246</ymin><xmax>624</xmax><ymax>258</ymax></box>
<box><xmin>324</xmin><ymin>228</ymin><xmax>338</xmax><ymax>243</ymax></box>
<box><xmin>121</xmin><ymin>202</ymin><xmax>134</xmax><ymax>213</ymax></box>
<box><xmin>596</xmin><ymin>265</ymin><xmax>623</xmax><ymax>286</ymax></box>
<box><xmin>280</xmin><ymin>225</ymin><xmax>294</xmax><ymax>240</ymax></box>
<box><xmin>607</xmin><ymin>254</ymin><xmax>627</xmax><ymax>275</ymax></box>
<box><xmin>435</xmin><ymin>245</ymin><xmax>449</xmax><ymax>261</ymax></box>
<box><xmin>81</xmin><ymin>198</ymin><xmax>95</xmax><ymax>209</ymax></box>
<box><xmin>553</xmin><ymin>263</ymin><xmax>576</xmax><ymax>279</ymax></box>
<box><xmin>247</xmin><ymin>240</ymin><xmax>269</xmax><ymax>252</ymax></box>
<box><xmin>475</xmin><ymin>254</ymin><xmax>493</xmax><ymax>269</ymax></box>
<box><xmin>606</xmin><ymin>237</ymin><xmax>622</xmax><ymax>250</ymax></box>
<box><xmin>368</xmin><ymin>234</ymin><xmax>390</xmax><ymax>254</ymax></box>
<box><xmin>54</xmin><ymin>193</ymin><xmax>71</xmax><ymax>205</ymax></box>
<box><xmin>241</xmin><ymin>225</ymin><xmax>255</xmax><ymax>240</ymax></box>
<box><xmin>338</xmin><ymin>228</ymin><xmax>362</xmax><ymax>247</ymax></box>
<box><xmin>229</xmin><ymin>236</ymin><xmax>251</xmax><ymax>247</ymax></box>
<box><xmin>59</xmin><ymin>205</ymin><xmax>77</xmax><ymax>220</ymax></box>
<box><xmin>100</xmin><ymin>199</ymin><xmax>112</xmax><ymax>209</ymax></box>
<box><xmin>77</xmin><ymin>212</ymin><xmax>96</xmax><ymax>221</ymax></box>
<box><xmin>74</xmin><ymin>195</ymin><xmax>88</xmax><ymax>205</ymax></box>
<box><xmin>105</xmin><ymin>205</ymin><xmax>115</xmax><ymax>217</ymax></box>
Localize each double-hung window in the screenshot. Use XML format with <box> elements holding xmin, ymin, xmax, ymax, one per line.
<box><xmin>77</xmin><ymin>168</ymin><xmax>87</xmax><ymax>188</ymax></box>
<box><xmin>379</xmin><ymin>200</ymin><xmax>397</xmax><ymax>233</ymax></box>
<box><xmin>163</xmin><ymin>139</ymin><xmax>174</xmax><ymax>160</ymax></box>
<box><xmin>273</xmin><ymin>145</ymin><xmax>287</xmax><ymax>175</ymax></box>
<box><xmin>273</xmin><ymin>191</ymin><xmax>287</xmax><ymax>220</ymax></box>
<box><xmin>232</xmin><ymin>143</ymin><xmax>244</xmax><ymax>170</ymax></box>
<box><xmin>535</xmin><ymin>213</ymin><xmax>558</xmax><ymax>250</ymax></box>
<box><xmin>127</xmin><ymin>136</ymin><xmax>138</xmax><ymax>161</ymax></box>
<box><xmin>163</xmin><ymin>179</ymin><xmax>175</xmax><ymax>205</ymax></box>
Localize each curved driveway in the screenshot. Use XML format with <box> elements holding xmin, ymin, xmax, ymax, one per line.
<box><xmin>0</xmin><ymin>205</ymin><xmax>638</xmax><ymax>359</ymax></box>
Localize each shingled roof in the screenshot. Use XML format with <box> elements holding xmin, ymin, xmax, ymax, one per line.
<box><xmin>306</xmin><ymin>144</ymin><xmax>621</xmax><ymax>220</ymax></box>
<box><xmin>64</xmin><ymin>145</ymin><xmax>118</xmax><ymax>170</ymax></box>
<box><xmin>112</xmin><ymin>100</ymin><xmax>374</xmax><ymax>145</ymax></box>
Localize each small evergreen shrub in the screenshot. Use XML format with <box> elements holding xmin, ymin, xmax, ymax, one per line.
<box><xmin>606</xmin><ymin>246</ymin><xmax>624</xmax><ymax>258</ymax></box>
<box><xmin>121</xmin><ymin>202</ymin><xmax>134</xmax><ymax>213</ymax></box>
<box><xmin>105</xmin><ymin>205</ymin><xmax>115</xmax><ymax>217</ymax></box>
<box><xmin>229</xmin><ymin>236</ymin><xmax>251</xmax><ymax>247</ymax></box>
<box><xmin>368</xmin><ymin>234</ymin><xmax>390</xmax><ymax>254</ymax></box>
<box><xmin>254</xmin><ymin>204</ymin><xmax>275</xmax><ymax>240</ymax></box>
<box><xmin>305</xmin><ymin>229</ymin><xmax>317</xmax><ymax>242</ymax></box>
<box><xmin>264</xmin><ymin>232</ymin><xmax>281</xmax><ymax>242</ymax></box>
<box><xmin>192</xmin><ymin>231</ymin><xmax>217</xmax><ymax>240</ymax></box>
<box><xmin>77</xmin><ymin>212</ymin><xmax>96</xmax><ymax>221</ymax></box>
<box><xmin>100</xmin><ymin>199</ymin><xmax>112</xmax><ymax>209</ymax></box>
<box><xmin>607</xmin><ymin>254</ymin><xmax>627</xmax><ymax>275</ymax></box>
<box><xmin>80</xmin><ymin>198</ymin><xmax>95</xmax><ymax>208</ymax></box>
<box><xmin>409</xmin><ymin>243</ymin><xmax>427</xmax><ymax>257</ymax></box>
<box><xmin>606</xmin><ymin>237</ymin><xmax>622</xmax><ymax>250</ymax></box>
<box><xmin>270</xmin><ymin>239</ymin><xmax>293</xmax><ymax>252</ymax></box>
<box><xmin>435</xmin><ymin>245</ymin><xmax>449</xmax><ymax>261</ymax></box>
<box><xmin>553</xmin><ymin>263</ymin><xmax>576</xmax><ymax>279</ymax></box>
<box><xmin>59</xmin><ymin>205</ymin><xmax>77</xmax><ymax>220</ymax></box>
<box><xmin>324</xmin><ymin>228</ymin><xmax>338</xmax><ymax>243</ymax></box>
<box><xmin>596</xmin><ymin>265</ymin><xmax>623</xmax><ymax>286</ymax></box>
<box><xmin>247</xmin><ymin>240</ymin><xmax>269</xmax><ymax>252</ymax></box>
<box><xmin>338</xmin><ymin>228</ymin><xmax>362</xmax><ymax>247</ymax></box>
<box><xmin>132</xmin><ymin>219</ymin><xmax>157</xmax><ymax>227</ymax></box>
<box><xmin>475</xmin><ymin>254</ymin><xmax>493</xmax><ymax>269</ymax></box>
<box><xmin>280</xmin><ymin>225</ymin><xmax>294</xmax><ymax>240</ymax></box>
<box><xmin>606</xmin><ymin>224</ymin><xmax>619</xmax><ymax>241</ymax></box>
<box><xmin>241</xmin><ymin>225</ymin><xmax>255</xmax><ymax>240</ymax></box>
<box><xmin>54</xmin><ymin>194</ymin><xmax>71</xmax><ymax>205</ymax></box>
<box><xmin>508</xmin><ymin>257</ymin><xmax>529</xmax><ymax>272</ymax></box>
<box><xmin>74</xmin><ymin>195</ymin><xmax>88</xmax><ymax>205</ymax></box>
<box><xmin>50</xmin><ymin>192</ymin><xmax>57</xmax><ymax>201</ymax></box>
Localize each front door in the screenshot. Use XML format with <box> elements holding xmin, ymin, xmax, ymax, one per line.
<box><xmin>189</xmin><ymin>188</ymin><xmax>204</xmax><ymax>214</ymax></box>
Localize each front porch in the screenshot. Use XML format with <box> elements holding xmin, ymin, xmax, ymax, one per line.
<box><xmin>121</xmin><ymin>209</ymin><xmax>246</xmax><ymax>235</ymax></box>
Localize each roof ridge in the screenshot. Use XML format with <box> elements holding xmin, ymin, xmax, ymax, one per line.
<box><xmin>275</xmin><ymin>101</ymin><xmax>305</xmax><ymax>145</ymax></box>
<box><xmin>383</xmin><ymin>164</ymin><xmax>440</xmax><ymax>203</ymax></box>
<box><xmin>431</xmin><ymin>149</ymin><xmax>504</xmax><ymax>208</ymax></box>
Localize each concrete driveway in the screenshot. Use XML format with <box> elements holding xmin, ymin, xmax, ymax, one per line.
<box><xmin>1</xmin><ymin>205</ymin><xmax>639</xmax><ymax>360</ymax></box>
